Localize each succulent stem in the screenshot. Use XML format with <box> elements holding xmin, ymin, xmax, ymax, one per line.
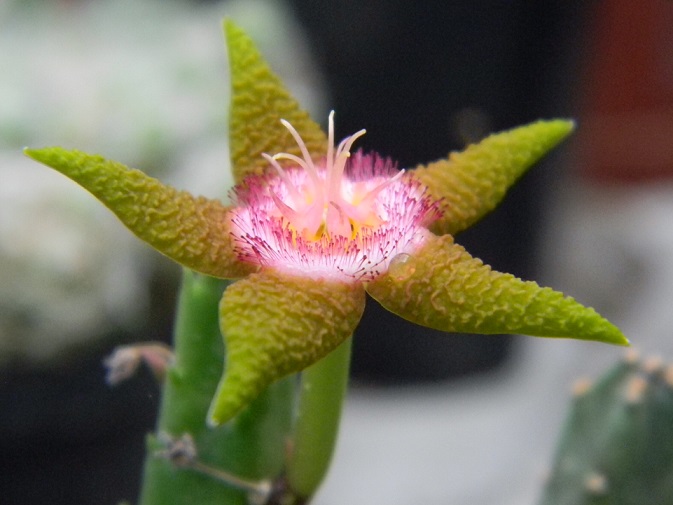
<box><xmin>286</xmin><ymin>337</ymin><xmax>353</xmax><ymax>498</ymax></box>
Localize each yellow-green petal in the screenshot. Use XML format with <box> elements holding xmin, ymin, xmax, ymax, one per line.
<box><xmin>224</xmin><ymin>20</ymin><xmax>327</xmax><ymax>183</ymax></box>
<box><xmin>25</xmin><ymin>147</ymin><xmax>255</xmax><ymax>279</ymax></box>
<box><xmin>366</xmin><ymin>234</ymin><xmax>628</xmax><ymax>346</ymax></box>
<box><xmin>413</xmin><ymin>119</ymin><xmax>574</xmax><ymax>236</ymax></box>
<box><xmin>208</xmin><ymin>270</ymin><xmax>365</xmax><ymax>425</ymax></box>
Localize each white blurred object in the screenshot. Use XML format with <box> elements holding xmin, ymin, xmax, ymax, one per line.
<box><xmin>0</xmin><ymin>153</ymin><xmax>149</xmax><ymax>364</ymax></box>
<box><xmin>0</xmin><ymin>0</ymin><xmax>325</xmax><ymax>365</ymax></box>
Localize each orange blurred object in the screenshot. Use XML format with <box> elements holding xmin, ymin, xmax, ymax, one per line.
<box><xmin>576</xmin><ymin>0</ymin><xmax>673</xmax><ymax>183</ymax></box>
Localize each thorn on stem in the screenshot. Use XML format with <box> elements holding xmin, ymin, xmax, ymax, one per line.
<box><xmin>584</xmin><ymin>472</ymin><xmax>608</xmax><ymax>495</ymax></box>
<box><xmin>623</xmin><ymin>348</ymin><xmax>640</xmax><ymax>364</ymax></box>
<box><xmin>572</xmin><ymin>378</ymin><xmax>593</xmax><ymax>397</ymax></box>
<box><xmin>643</xmin><ymin>355</ymin><xmax>663</xmax><ymax>374</ymax></box>
<box><xmin>624</xmin><ymin>375</ymin><xmax>648</xmax><ymax>404</ymax></box>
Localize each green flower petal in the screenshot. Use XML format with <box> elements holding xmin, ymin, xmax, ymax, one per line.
<box><xmin>208</xmin><ymin>269</ymin><xmax>366</xmax><ymax>425</ymax></box>
<box><xmin>224</xmin><ymin>20</ymin><xmax>327</xmax><ymax>183</ymax></box>
<box><xmin>413</xmin><ymin>120</ymin><xmax>574</xmax><ymax>236</ymax></box>
<box><xmin>25</xmin><ymin>147</ymin><xmax>255</xmax><ymax>279</ymax></box>
<box><xmin>366</xmin><ymin>234</ymin><xmax>628</xmax><ymax>346</ymax></box>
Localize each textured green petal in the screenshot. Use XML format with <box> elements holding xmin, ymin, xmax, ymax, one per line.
<box><xmin>208</xmin><ymin>269</ymin><xmax>366</xmax><ymax>425</ymax></box>
<box><xmin>366</xmin><ymin>234</ymin><xmax>628</xmax><ymax>345</ymax></box>
<box><xmin>413</xmin><ymin>120</ymin><xmax>574</xmax><ymax>236</ymax></box>
<box><xmin>25</xmin><ymin>147</ymin><xmax>255</xmax><ymax>279</ymax></box>
<box><xmin>225</xmin><ymin>20</ymin><xmax>327</xmax><ymax>183</ymax></box>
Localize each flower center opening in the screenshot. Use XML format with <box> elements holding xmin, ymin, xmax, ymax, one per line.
<box><xmin>263</xmin><ymin>111</ymin><xmax>403</xmax><ymax>241</ymax></box>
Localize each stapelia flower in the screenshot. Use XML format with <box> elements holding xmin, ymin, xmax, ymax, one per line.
<box><xmin>25</xmin><ymin>21</ymin><xmax>628</xmax><ymax>426</ymax></box>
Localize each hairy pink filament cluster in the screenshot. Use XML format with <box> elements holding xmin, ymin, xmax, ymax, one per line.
<box><xmin>229</xmin><ymin>113</ymin><xmax>440</xmax><ymax>280</ymax></box>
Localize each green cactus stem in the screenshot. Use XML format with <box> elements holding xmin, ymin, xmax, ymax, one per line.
<box><xmin>539</xmin><ymin>352</ymin><xmax>673</xmax><ymax>505</ymax></box>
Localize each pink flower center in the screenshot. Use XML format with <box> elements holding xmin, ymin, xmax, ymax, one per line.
<box><xmin>230</xmin><ymin>113</ymin><xmax>439</xmax><ymax>280</ymax></box>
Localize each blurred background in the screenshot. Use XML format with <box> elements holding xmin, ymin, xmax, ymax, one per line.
<box><xmin>1</xmin><ymin>0</ymin><xmax>672</xmax><ymax>504</ymax></box>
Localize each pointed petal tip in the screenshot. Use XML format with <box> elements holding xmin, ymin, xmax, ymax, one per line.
<box><xmin>222</xmin><ymin>17</ymin><xmax>239</xmax><ymax>37</ymax></box>
<box><xmin>548</xmin><ymin>117</ymin><xmax>575</xmax><ymax>130</ymax></box>
<box><xmin>23</xmin><ymin>147</ymin><xmax>38</xmax><ymax>162</ymax></box>
<box><xmin>516</xmin><ymin>117</ymin><xmax>576</xmax><ymax>146</ymax></box>
<box><xmin>206</xmin><ymin>400</ymin><xmax>234</xmax><ymax>427</ymax></box>
<box><xmin>546</xmin><ymin>117</ymin><xmax>575</xmax><ymax>138</ymax></box>
<box><xmin>585</xmin><ymin>321</ymin><xmax>630</xmax><ymax>347</ymax></box>
<box><xmin>206</xmin><ymin>411</ymin><xmax>231</xmax><ymax>428</ymax></box>
<box><xmin>206</xmin><ymin>364</ymin><xmax>257</xmax><ymax>426</ymax></box>
<box><xmin>24</xmin><ymin>146</ymin><xmax>55</xmax><ymax>161</ymax></box>
<box><xmin>565</xmin><ymin>303</ymin><xmax>629</xmax><ymax>347</ymax></box>
<box><xmin>207</xmin><ymin>416</ymin><xmax>224</xmax><ymax>428</ymax></box>
<box><xmin>613</xmin><ymin>332</ymin><xmax>631</xmax><ymax>347</ymax></box>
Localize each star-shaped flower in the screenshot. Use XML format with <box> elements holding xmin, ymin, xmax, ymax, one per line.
<box><xmin>25</xmin><ymin>22</ymin><xmax>627</xmax><ymax>426</ymax></box>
